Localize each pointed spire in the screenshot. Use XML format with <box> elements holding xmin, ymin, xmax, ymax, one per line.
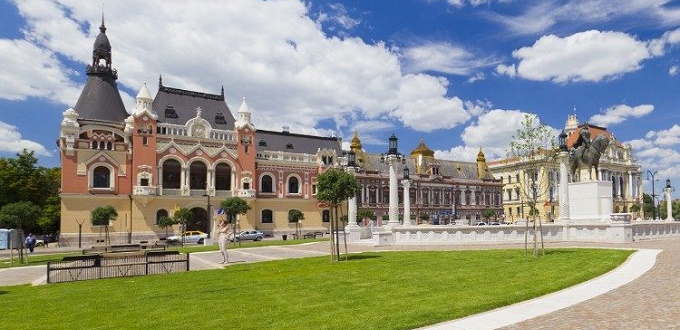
<box><xmin>136</xmin><ymin>82</ymin><xmax>152</xmax><ymax>99</ymax></box>
<box><xmin>100</xmin><ymin>7</ymin><xmax>106</xmax><ymax>33</ymax></box>
<box><xmin>238</xmin><ymin>97</ymin><xmax>250</xmax><ymax>113</ymax></box>
<box><xmin>159</xmin><ymin>75</ymin><xmax>163</xmax><ymax>88</ymax></box>
<box><xmin>221</xmin><ymin>85</ymin><xmax>224</xmax><ymax>98</ymax></box>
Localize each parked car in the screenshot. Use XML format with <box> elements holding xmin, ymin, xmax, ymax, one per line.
<box><xmin>166</xmin><ymin>230</ymin><xmax>208</xmax><ymax>244</ymax></box>
<box><xmin>490</xmin><ymin>222</ymin><xmax>501</xmax><ymax>226</ymax></box>
<box><xmin>231</xmin><ymin>230</ymin><xmax>264</xmax><ymax>242</ymax></box>
<box><xmin>476</xmin><ymin>222</ymin><xmax>487</xmax><ymax>226</ymax></box>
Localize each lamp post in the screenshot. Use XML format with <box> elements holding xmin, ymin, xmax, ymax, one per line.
<box><xmin>346</xmin><ymin>150</ymin><xmax>359</xmax><ymax>229</ymax></box>
<box><xmin>647</xmin><ymin>170</ymin><xmax>658</xmax><ymax>220</ymax></box>
<box><xmin>557</xmin><ymin>130</ymin><xmax>570</xmax><ymax>222</ymax></box>
<box><xmin>203</xmin><ymin>192</ymin><xmax>212</xmax><ymax>238</ymax></box>
<box><xmin>665</xmin><ymin>179</ymin><xmax>675</xmax><ymax>221</ymax></box>
<box><xmin>402</xmin><ymin>166</ymin><xmax>412</xmax><ymax>226</ymax></box>
<box><xmin>380</xmin><ymin>134</ymin><xmax>405</xmax><ymax>227</ymax></box>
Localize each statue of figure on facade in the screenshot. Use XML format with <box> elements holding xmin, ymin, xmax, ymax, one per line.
<box><xmin>569</xmin><ymin>123</ymin><xmax>610</xmax><ymax>181</ymax></box>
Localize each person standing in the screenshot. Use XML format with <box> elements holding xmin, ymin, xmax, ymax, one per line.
<box><xmin>217</xmin><ymin>220</ymin><xmax>233</xmax><ymax>264</ymax></box>
<box><xmin>25</xmin><ymin>233</ymin><xmax>36</xmax><ymax>253</ymax></box>
<box><xmin>43</xmin><ymin>234</ymin><xmax>49</xmax><ymax>248</ymax></box>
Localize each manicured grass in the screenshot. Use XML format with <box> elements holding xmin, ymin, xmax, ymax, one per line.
<box><xmin>0</xmin><ymin>238</ymin><xmax>328</xmax><ymax>268</ymax></box>
<box><xmin>1</xmin><ymin>248</ymin><xmax>632</xmax><ymax>330</ymax></box>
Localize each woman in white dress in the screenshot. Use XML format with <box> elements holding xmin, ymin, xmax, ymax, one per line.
<box><xmin>218</xmin><ymin>220</ymin><xmax>233</xmax><ymax>263</ymax></box>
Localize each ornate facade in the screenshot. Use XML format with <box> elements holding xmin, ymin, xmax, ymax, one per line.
<box><xmin>58</xmin><ymin>21</ymin><xmax>502</xmax><ymax>245</ymax></box>
<box><xmin>348</xmin><ymin>134</ymin><xmax>504</xmax><ymax>225</ymax></box>
<box><xmin>488</xmin><ymin>114</ymin><xmax>643</xmax><ymax>222</ymax></box>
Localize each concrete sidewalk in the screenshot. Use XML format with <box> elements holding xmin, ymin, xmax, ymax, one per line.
<box><xmin>1</xmin><ymin>239</ymin><xmax>677</xmax><ymax>329</ymax></box>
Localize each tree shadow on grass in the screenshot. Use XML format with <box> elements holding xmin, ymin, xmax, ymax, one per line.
<box><xmin>345</xmin><ymin>253</ymin><xmax>381</xmax><ymax>261</ymax></box>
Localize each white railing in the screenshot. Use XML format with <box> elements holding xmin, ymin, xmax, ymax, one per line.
<box><xmin>236</xmin><ymin>190</ymin><xmax>256</xmax><ymax>198</ymax></box>
<box><xmin>162</xmin><ymin>189</ymin><xmax>182</xmax><ymax>196</ymax></box>
<box><xmin>257</xmin><ymin>151</ymin><xmax>317</xmax><ymax>163</ymax></box>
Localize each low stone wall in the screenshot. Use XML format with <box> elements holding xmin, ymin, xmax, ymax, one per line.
<box><xmin>363</xmin><ymin>220</ymin><xmax>680</xmax><ymax>245</ymax></box>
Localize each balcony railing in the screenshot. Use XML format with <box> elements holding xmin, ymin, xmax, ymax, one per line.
<box><xmin>133</xmin><ymin>186</ymin><xmax>158</xmax><ymax>195</ymax></box>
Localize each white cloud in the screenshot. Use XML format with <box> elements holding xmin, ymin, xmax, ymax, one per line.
<box><xmin>486</xmin><ymin>1</ymin><xmax>680</xmax><ymax>36</ymax></box>
<box><xmin>670</xmin><ymin>66</ymin><xmax>679</xmax><ymax>76</ymax></box>
<box><xmin>589</xmin><ymin>104</ymin><xmax>654</xmax><ymax>127</ymax></box>
<box><xmin>6</xmin><ymin>0</ymin><xmax>482</xmax><ymax>136</ymax></box>
<box><xmin>461</xmin><ymin>109</ymin><xmax>529</xmax><ymax>148</ymax></box>
<box><xmin>0</xmin><ymin>39</ymin><xmax>81</xmax><ymax>105</ymax></box>
<box><xmin>504</xmin><ymin>30</ymin><xmax>651</xmax><ymax>83</ymax></box>
<box><xmin>0</xmin><ymin>121</ymin><xmax>51</xmax><ymax>156</ymax></box>
<box><xmin>402</xmin><ymin>41</ymin><xmax>498</xmax><ymax>75</ymax></box>
<box><xmin>394</xmin><ymin>74</ymin><xmax>472</xmax><ymax>132</ymax></box>
<box><xmin>646</xmin><ymin>125</ymin><xmax>680</xmax><ymax>146</ymax></box>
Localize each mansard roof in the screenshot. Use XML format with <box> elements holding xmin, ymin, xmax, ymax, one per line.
<box><xmin>256</xmin><ymin>129</ymin><xmax>342</xmax><ymax>155</ymax></box>
<box><xmin>152</xmin><ymin>81</ymin><xmax>235</xmax><ymax>130</ymax></box>
<box><xmin>73</xmin><ymin>19</ymin><xmax>128</xmax><ymax>124</ymax></box>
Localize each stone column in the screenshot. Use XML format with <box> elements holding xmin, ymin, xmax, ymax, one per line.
<box><xmin>402</xmin><ymin>179</ymin><xmax>412</xmax><ymax>226</ymax></box>
<box><xmin>558</xmin><ymin>151</ymin><xmax>570</xmax><ymax>222</ymax></box>
<box><xmin>346</xmin><ymin>168</ymin><xmax>358</xmax><ymax>228</ymax></box>
<box><xmin>665</xmin><ymin>187</ymin><xmax>675</xmax><ymax>221</ymax></box>
<box><xmin>387</xmin><ymin>155</ymin><xmax>400</xmax><ymax>226</ymax></box>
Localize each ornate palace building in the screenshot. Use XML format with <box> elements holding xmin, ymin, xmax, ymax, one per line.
<box><xmin>348</xmin><ymin>134</ymin><xmax>503</xmax><ymax>225</ymax></box>
<box><xmin>488</xmin><ymin>114</ymin><xmax>643</xmax><ymax>223</ymax></box>
<box><xmin>58</xmin><ymin>20</ymin><xmax>501</xmax><ymax>245</ymax></box>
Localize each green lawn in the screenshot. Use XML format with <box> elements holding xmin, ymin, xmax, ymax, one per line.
<box><xmin>1</xmin><ymin>248</ymin><xmax>632</xmax><ymax>330</ymax></box>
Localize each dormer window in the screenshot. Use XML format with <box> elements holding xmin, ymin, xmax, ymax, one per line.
<box><xmin>286</xmin><ymin>143</ymin><xmax>294</xmax><ymax>149</ymax></box>
<box><xmin>258</xmin><ymin>139</ymin><xmax>267</xmax><ymax>147</ymax></box>
<box><xmin>164</xmin><ymin>106</ymin><xmax>178</xmax><ymax>119</ymax></box>
<box><xmin>215</xmin><ymin>113</ymin><xmax>227</xmax><ymax>124</ymax></box>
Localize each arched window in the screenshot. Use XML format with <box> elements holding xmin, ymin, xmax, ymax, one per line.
<box><xmin>261</xmin><ymin>209</ymin><xmax>273</xmax><ymax>223</ymax></box>
<box><xmin>106</xmin><ymin>141</ymin><xmax>113</xmax><ymax>150</ymax></box>
<box><xmin>288</xmin><ymin>176</ymin><xmax>299</xmax><ymax>194</ymax></box>
<box><xmin>215</xmin><ymin>163</ymin><xmax>232</xmax><ymax>191</ymax></box>
<box><xmin>93</xmin><ymin>166</ymin><xmax>111</xmax><ymax>188</ymax></box>
<box><xmin>261</xmin><ymin>175</ymin><xmax>274</xmax><ymax>193</ymax></box>
<box><xmin>322</xmin><ymin>210</ymin><xmax>330</xmax><ymax>222</ymax></box>
<box><xmin>189</xmin><ymin>161</ymin><xmax>207</xmax><ymax>190</ymax></box>
<box><xmin>91</xmin><ymin>141</ymin><xmax>97</xmax><ymax>149</ymax></box>
<box><xmin>99</xmin><ymin>141</ymin><xmax>105</xmax><ymax>149</ymax></box>
<box><xmin>156</xmin><ymin>209</ymin><xmax>168</xmax><ymax>225</ymax></box>
<box><xmin>162</xmin><ymin>159</ymin><xmax>181</xmax><ymax>189</ymax></box>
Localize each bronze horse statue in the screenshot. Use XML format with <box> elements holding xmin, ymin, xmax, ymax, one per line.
<box><xmin>569</xmin><ymin>135</ymin><xmax>610</xmax><ymax>181</ymax></box>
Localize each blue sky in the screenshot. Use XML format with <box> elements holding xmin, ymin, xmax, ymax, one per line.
<box><xmin>0</xmin><ymin>0</ymin><xmax>678</xmax><ymax>198</ymax></box>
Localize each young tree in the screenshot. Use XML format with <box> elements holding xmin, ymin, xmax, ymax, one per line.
<box><xmin>91</xmin><ymin>205</ymin><xmax>118</xmax><ymax>245</ymax></box>
<box><xmin>507</xmin><ymin>114</ymin><xmax>557</xmax><ymax>257</ymax></box>
<box><xmin>316</xmin><ymin>168</ymin><xmax>360</xmax><ymax>262</ymax></box>
<box><xmin>172</xmin><ymin>207</ymin><xmax>193</xmax><ymax>246</ymax></box>
<box><xmin>357</xmin><ymin>208</ymin><xmax>375</xmax><ymax>226</ymax></box>
<box><xmin>482</xmin><ymin>208</ymin><xmax>495</xmax><ymax>223</ymax></box>
<box><xmin>288</xmin><ymin>209</ymin><xmax>305</xmax><ymax>238</ymax></box>
<box><xmin>157</xmin><ymin>216</ymin><xmax>175</xmax><ymax>239</ymax></box>
<box><xmin>220</xmin><ymin>197</ymin><xmax>252</xmax><ymax>244</ymax></box>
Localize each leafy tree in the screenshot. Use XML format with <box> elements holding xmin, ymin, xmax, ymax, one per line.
<box><xmin>288</xmin><ymin>209</ymin><xmax>305</xmax><ymax>223</ymax></box>
<box><xmin>482</xmin><ymin>208</ymin><xmax>495</xmax><ymax>222</ymax></box>
<box><xmin>91</xmin><ymin>205</ymin><xmax>118</xmax><ymax>245</ymax></box>
<box><xmin>288</xmin><ymin>209</ymin><xmax>305</xmax><ymax>239</ymax></box>
<box><xmin>172</xmin><ymin>207</ymin><xmax>194</xmax><ymax>246</ymax></box>
<box><xmin>316</xmin><ymin>168</ymin><xmax>360</xmax><ymax>262</ymax></box>
<box><xmin>0</xmin><ymin>201</ymin><xmax>42</xmax><ymax>233</ymax></box>
<box><xmin>220</xmin><ymin>197</ymin><xmax>252</xmax><ymax>244</ymax></box>
<box><xmin>0</xmin><ymin>150</ymin><xmax>61</xmax><ymax>233</ymax></box>
<box><xmin>357</xmin><ymin>208</ymin><xmax>375</xmax><ymax>225</ymax></box>
<box><xmin>507</xmin><ymin>114</ymin><xmax>557</xmax><ymax>257</ymax></box>
<box><xmin>419</xmin><ymin>212</ymin><xmax>428</xmax><ymax>224</ymax></box>
<box><xmin>91</xmin><ymin>205</ymin><xmax>118</xmax><ymax>226</ymax></box>
<box><xmin>157</xmin><ymin>216</ymin><xmax>175</xmax><ymax>238</ymax></box>
<box><xmin>642</xmin><ymin>193</ymin><xmax>655</xmax><ymax>219</ymax></box>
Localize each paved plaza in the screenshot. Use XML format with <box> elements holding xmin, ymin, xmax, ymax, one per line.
<box><xmin>1</xmin><ymin>237</ymin><xmax>679</xmax><ymax>329</ymax></box>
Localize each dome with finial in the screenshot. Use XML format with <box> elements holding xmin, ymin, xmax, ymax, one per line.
<box><xmin>476</xmin><ymin>148</ymin><xmax>486</xmax><ymax>163</ymax></box>
<box><xmin>410</xmin><ymin>139</ymin><xmax>434</xmax><ymax>158</ymax></box>
<box><xmin>350</xmin><ymin>131</ymin><xmax>362</xmax><ymax>151</ymax></box>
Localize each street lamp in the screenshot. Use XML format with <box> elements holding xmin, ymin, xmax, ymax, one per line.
<box><xmin>559</xmin><ymin>130</ymin><xmax>568</xmax><ymax>151</ymax></box>
<box><xmin>665</xmin><ymin>179</ymin><xmax>675</xmax><ymax>221</ymax></box>
<box><xmin>203</xmin><ymin>192</ymin><xmax>212</xmax><ymax>238</ymax></box>
<box><xmin>647</xmin><ymin>170</ymin><xmax>658</xmax><ymax>220</ymax></box>
<box><xmin>380</xmin><ymin>134</ymin><xmax>406</xmax><ymax>226</ymax></box>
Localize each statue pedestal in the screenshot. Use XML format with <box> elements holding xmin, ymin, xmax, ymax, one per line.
<box><xmin>568</xmin><ymin>180</ymin><xmax>613</xmax><ymax>223</ymax></box>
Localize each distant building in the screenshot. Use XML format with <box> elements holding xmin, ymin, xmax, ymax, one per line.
<box><xmin>488</xmin><ymin>114</ymin><xmax>643</xmax><ymax>222</ymax></box>
<box><xmin>348</xmin><ymin>134</ymin><xmax>503</xmax><ymax>225</ymax></box>
<box><xmin>57</xmin><ymin>20</ymin><xmax>500</xmax><ymax>245</ymax></box>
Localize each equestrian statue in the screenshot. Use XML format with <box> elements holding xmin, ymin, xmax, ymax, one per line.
<box><xmin>568</xmin><ymin>123</ymin><xmax>611</xmax><ymax>182</ymax></box>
